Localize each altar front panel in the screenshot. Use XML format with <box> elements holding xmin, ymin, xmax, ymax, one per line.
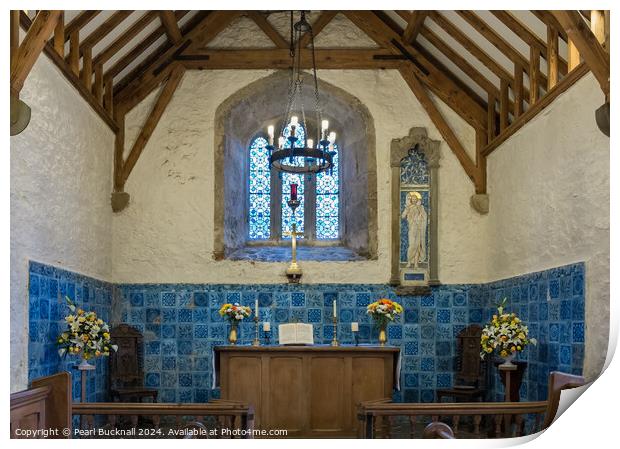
<box><xmin>215</xmin><ymin>346</ymin><xmax>399</xmax><ymax>438</ymax></box>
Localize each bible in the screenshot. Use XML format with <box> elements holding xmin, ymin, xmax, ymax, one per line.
<box><xmin>278</xmin><ymin>323</ymin><xmax>314</xmax><ymax>345</ymax></box>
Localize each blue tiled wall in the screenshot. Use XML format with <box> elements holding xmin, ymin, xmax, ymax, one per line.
<box><xmin>27</xmin><ymin>261</ymin><xmax>113</xmax><ymax>402</ymax></box>
<box><xmin>26</xmin><ymin>261</ymin><xmax>585</xmax><ymax>405</ymax></box>
<box><xmin>484</xmin><ymin>263</ymin><xmax>585</xmax><ymax>402</ymax></box>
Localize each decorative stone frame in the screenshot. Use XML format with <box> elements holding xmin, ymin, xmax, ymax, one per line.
<box><xmin>390</xmin><ymin>127</ymin><xmax>441</xmax><ymax>286</ymax></box>
<box><xmin>212</xmin><ymin>71</ymin><xmax>378</xmax><ymax>260</ymax></box>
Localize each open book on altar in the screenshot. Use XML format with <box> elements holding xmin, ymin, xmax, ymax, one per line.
<box><xmin>278</xmin><ymin>323</ymin><xmax>314</xmax><ymax>345</ymax></box>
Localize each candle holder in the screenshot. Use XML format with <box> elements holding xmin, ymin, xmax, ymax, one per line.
<box><xmin>284</xmin><ymin>197</ymin><xmax>303</xmax><ymax>283</ymax></box>
<box><xmin>252</xmin><ymin>317</ymin><xmax>260</xmax><ymax>346</ymax></box>
<box><xmin>331</xmin><ymin>316</ymin><xmax>339</xmax><ymax>347</ymax></box>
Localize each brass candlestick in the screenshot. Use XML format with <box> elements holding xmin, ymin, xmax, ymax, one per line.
<box><xmin>331</xmin><ymin>316</ymin><xmax>339</xmax><ymax>346</ymax></box>
<box><xmin>252</xmin><ymin>316</ymin><xmax>260</xmax><ymax>346</ymax></box>
<box><xmin>284</xmin><ymin>197</ymin><xmax>303</xmax><ymax>283</ymax></box>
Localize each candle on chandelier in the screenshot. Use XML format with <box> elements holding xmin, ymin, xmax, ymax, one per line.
<box><xmin>290</xmin><ymin>183</ymin><xmax>298</xmax><ymax>201</ymax></box>
<box><xmin>306</xmin><ymin>138</ymin><xmax>313</xmax><ymax>149</ymax></box>
<box><xmin>328</xmin><ymin>131</ymin><xmax>336</xmax><ymax>144</ymax></box>
<box><xmin>278</xmin><ymin>136</ymin><xmax>285</xmax><ymax>149</ymax></box>
<box><xmin>267</xmin><ymin>125</ymin><xmax>274</xmax><ymax>145</ymax></box>
<box><xmin>321</xmin><ymin>119</ymin><xmax>329</xmax><ymax>139</ymax></box>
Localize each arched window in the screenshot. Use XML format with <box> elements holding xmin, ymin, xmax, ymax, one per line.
<box><xmin>248</xmin><ymin>123</ymin><xmax>340</xmax><ymax>242</ymax></box>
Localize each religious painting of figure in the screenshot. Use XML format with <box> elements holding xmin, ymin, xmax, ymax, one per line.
<box><xmin>402</xmin><ymin>191</ymin><xmax>427</xmax><ymax>268</ymax></box>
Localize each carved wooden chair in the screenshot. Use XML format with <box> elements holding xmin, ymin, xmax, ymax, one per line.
<box><xmin>436</xmin><ymin>324</ymin><xmax>487</xmax><ymax>403</ymax></box>
<box><xmin>109</xmin><ymin>324</ymin><xmax>158</xmax><ymax>403</ymax></box>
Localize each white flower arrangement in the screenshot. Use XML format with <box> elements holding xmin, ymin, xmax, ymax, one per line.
<box><xmin>57</xmin><ymin>297</ymin><xmax>117</xmax><ymax>360</ymax></box>
<box><xmin>481</xmin><ymin>299</ymin><xmax>537</xmax><ymax>360</ymax></box>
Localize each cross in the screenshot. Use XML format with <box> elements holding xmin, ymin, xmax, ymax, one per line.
<box><xmin>283</xmin><ymin>222</ymin><xmax>304</xmax><ymax>267</ymax></box>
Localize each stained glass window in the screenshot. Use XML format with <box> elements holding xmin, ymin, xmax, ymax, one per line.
<box><xmin>248</xmin><ymin>122</ymin><xmax>340</xmax><ymax>241</ymax></box>
<box><xmin>281</xmin><ymin>123</ymin><xmax>306</xmax><ymax>239</ymax></box>
<box><xmin>248</xmin><ymin>136</ymin><xmax>271</xmax><ymax>239</ymax></box>
<box><xmin>316</xmin><ymin>144</ymin><xmax>339</xmax><ymax>239</ymax></box>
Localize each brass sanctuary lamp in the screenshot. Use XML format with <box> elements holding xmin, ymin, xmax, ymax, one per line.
<box><xmin>284</xmin><ymin>183</ymin><xmax>303</xmax><ymax>283</ymax></box>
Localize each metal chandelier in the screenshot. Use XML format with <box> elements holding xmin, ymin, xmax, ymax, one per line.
<box><xmin>267</xmin><ymin>11</ymin><xmax>337</xmax><ymax>175</ymax></box>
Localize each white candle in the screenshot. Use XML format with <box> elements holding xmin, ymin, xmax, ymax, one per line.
<box><xmin>351</xmin><ymin>322</ymin><xmax>359</xmax><ymax>332</ymax></box>
<box><xmin>321</xmin><ymin>119</ymin><xmax>329</xmax><ymax>131</ymax></box>
<box><xmin>328</xmin><ymin>131</ymin><xmax>336</xmax><ymax>143</ymax></box>
<box><xmin>290</xmin><ymin>116</ymin><xmax>298</xmax><ymax>126</ymax></box>
<box><xmin>278</xmin><ymin>136</ymin><xmax>285</xmax><ymax>149</ymax></box>
<box><xmin>263</xmin><ymin>322</ymin><xmax>271</xmax><ymax>332</ymax></box>
<box><xmin>255</xmin><ymin>299</ymin><xmax>259</xmax><ymax>319</ymax></box>
<box><xmin>307</xmin><ymin>138</ymin><xmax>313</xmax><ymax>149</ymax></box>
<box><xmin>333</xmin><ymin>300</ymin><xmax>337</xmax><ymax>318</ymax></box>
<box><xmin>267</xmin><ymin>125</ymin><xmax>274</xmax><ymax>145</ymax></box>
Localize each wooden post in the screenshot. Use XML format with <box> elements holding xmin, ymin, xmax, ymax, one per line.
<box><xmin>513</xmin><ymin>64</ymin><xmax>524</xmax><ymax>117</ymax></box>
<box><xmin>487</xmin><ymin>92</ymin><xmax>496</xmax><ymax>143</ymax></box>
<box><xmin>547</xmin><ymin>26</ymin><xmax>559</xmax><ymax>89</ymax></box>
<box><xmin>81</xmin><ymin>46</ymin><xmax>93</xmax><ymax>92</ymax></box>
<box><xmin>68</xmin><ymin>30</ymin><xmax>80</xmax><ymax>76</ymax></box>
<box><xmin>53</xmin><ymin>11</ymin><xmax>64</xmax><ymax>57</ymax></box>
<box><xmin>568</xmin><ymin>39</ymin><xmax>580</xmax><ymax>70</ymax></box>
<box><xmin>499</xmin><ymin>79</ymin><xmax>509</xmax><ymax>131</ymax></box>
<box><xmin>529</xmin><ymin>46</ymin><xmax>540</xmax><ymax>104</ymax></box>
<box><xmin>104</xmin><ymin>75</ymin><xmax>114</xmax><ymax>115</ymax></box>
<box><xmin>590</xmin><ymin>10</ymin><xmax>605</xmax><ymax>44</ymax></box>
<box><xmin>93</xmin><ymin>64</ymin><xmax>103</xmax><ymax>103</ymax></box>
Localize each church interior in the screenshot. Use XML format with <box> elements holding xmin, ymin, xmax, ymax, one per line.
<box><xmin>9</xmin><ymin>8</ymin><xmax>611</xmax><ymax>440</ymax></box>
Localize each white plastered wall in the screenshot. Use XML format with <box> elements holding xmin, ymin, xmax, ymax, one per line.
<box><xmin>485</xmin><ymin>73</ymin><xmax>610</xmax><ymax>380</ymax></box>
<box><xmin>10</xmin><ymin>56</ymin><xmax>115</xmax><ymax>391</ymax></box>
<box><xmin>112</xmin><ymin>69</ymin><xmax>486</xmax><ymax>285</ymax></box>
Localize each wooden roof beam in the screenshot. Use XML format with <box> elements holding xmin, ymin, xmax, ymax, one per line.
<box><xmin>64</xmin><ymin>10</ymin><xmax>100</xmax><ymax>41</ymax></box>
<box><xmin>402</xmin><ymin>11</ymin><xmax>427</xmax><ymax>44</ymax></box>
<box><xmin>248</xmin><ymin>11</ymin><xmax>288</xmax><ymax>48</ymax></box>
<box><xmin>399</xmin><ymin>67</ymin><xmax>483</xmax><ymax>192</ymax></box>
<box><xmin>159</xmin><ymin>11</ymin><xmax>183</xmax><ymax>44</ymax></box>
<box><xmin>122</xmin><ymin>65</ymin><xmax>185</xmax><ymax>184</ymax></box>
<box><xmin>11</xmin><ymin>10</ymin><xmax>61</xmax><ymax>95</ymax></box>
<box><xmin>457</xmin><ymin>11</ymin><xmax>548</xmax><ymax>87</ymax></box>
<box><xmin>531</xmin><ymin>11</ymin><xmax>568</xmax><ymax>41</ymax></box>
<box><xmin>551</xmin><ymin>11</ymin><xmax>609</xmax><ymax>97</ymax></box>
<box><xmin>344</xmin><ymin>11</ymin><xmax>487</xmax><ymax>131</ymax></box>
<box><xmin>78</xmin><ymin>11</ymin><xmax>133</xmax><ymax>55</ymax></box>
<box><xmin>491</xmin><ymin>11</ymin><xmax>568</xmax><ymax>74</ymax></box>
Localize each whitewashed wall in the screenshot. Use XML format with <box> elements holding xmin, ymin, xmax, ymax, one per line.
<box><xmin>112</xmin><ymin>69</ymin><xmax>486</xmax><ymax>285</ymax></box>
<box><xmin>10</xmin><ymin>57</ymin><xmax>115</xmax><ymax>391</ymax></box>
<box><xmin>486</xmin><ymin>73</ymin><xmax>610</xmax><ymax>380</ymax></box>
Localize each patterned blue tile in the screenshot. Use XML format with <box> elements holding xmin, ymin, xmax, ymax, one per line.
<box><xmin>355</xmin><ymin>292</ymin><xmax>371</xmax><ymax>307</ymax></box>
<box><xmin>291</xmin><ymin>292</ymin><xmax>306</xmax><ymax>307</ymax></box>
<box><xmin>437</xmin><ymin>309</ymin><xmax>451</xmax><ymax>323</ymax></box>
<box><xmin>572</xmin><ymin>322</ymin><xmax>585</xmax><ymax>342</ymax></box>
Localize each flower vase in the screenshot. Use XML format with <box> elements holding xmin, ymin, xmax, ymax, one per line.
<box><xmin>78</xmin><ymin>358</ymin><xmax>95</xmax><ymax>370</ymax></box>
<box><xmin>499</xmin><ymin>353</ymin><xmax>516</xmax><ymax>368</ymax></box>
<box><xmin>228</xmin><ymin>322</ymin><xmax>238</xmax><ymax>345</ymax></box>
<box><xmin>378</xmin><ymin>323</ymin><xmax>387</xmax><ymax>347</ymax></box>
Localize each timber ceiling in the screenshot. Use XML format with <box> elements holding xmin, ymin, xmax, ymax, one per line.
<box><xmin>13</xmin><ymin>10</ymin><xmax>608</xmax><ymax>199</ymax></box>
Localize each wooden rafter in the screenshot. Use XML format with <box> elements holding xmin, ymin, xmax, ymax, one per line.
<box><xmin>160</xmin><ymin>11</ymin><xmax>183</xmax><ymax>44</ymax></box>
<box><xmin>298</xmin><ymin>11</ymin><xmax>337</xmax><ymax>48</ymax></box>
<box><xmin>178</xmin><ymin>48</ymin><xmax>404</xmax><ymax>69</ymax></box>
<box><xmin>491</xmin><ymin>11</ymin><xmax>568</xmax><ymax>74</ymax></box>
<box><xmin>114</xmin><ymin>11</ymin><xmax>240</xmax><ymax>113</ymax></box>
<box><xmin>248</xmin><ymin>11</ymin><xmax>288</xmax><ymax>48</ymax></box>
<box><xmin>457</xmin><ymin>11</ymin><xmax>548</xmax><ymax>87</ymax></box>
<box><xmin>11</xmin><ymin>10</ymin><xmax>61</xmax><ymax>95</ymax></box>
<box><xmin>105</xmin><ymin>11</ymin><xmax>189</xmax><ymax>81</ymax></box>
<box><xmin>399</xmin><ymin>67</ymin><xmax>483</xmax><ymax>192</ymax></box>
<box><xmin>64</xmin><ymin>10</ymin><xmax>100</xmax><ymax>41</ymax></box>
<box><xmin>78</xmin><ymin>11</ymin><xmax>133</xmax><ymax>55</ymax></box>
<box><xmin>551</xmin><ymin>11</ymin><xmax>609</xmax><ymax>97</ymax></box>
<box><xmin>18</xmin><ymin>11</ymin><xmax>118</xmax><ymax>132</ymax></box>
<box><xmin>344</xmin><ymin>11</ymin><xmax>487</xmax><ymax>131</ymax></box>
<box><xmin>121</xmin><ymin>65</ymin><xmax>186</xmax><ymax>184</ymax></box>
<box><xmin>532</xmin><ymin>11</ymin><xmax>568</xmax><ymax>41</ymax></box>
<box><xmin>93</xmin><ymin>11</ymin><xmax>158</xmax><ymax>67</ymax></box>
<box><xmin>402</xmin><ymin>11</ymin><xmax>427</xmax><ymax>44</ymax></box>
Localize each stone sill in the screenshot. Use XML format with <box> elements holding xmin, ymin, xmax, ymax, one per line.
<box><xmin>226</xmin><ymin>245</ymin><xmax>366</xmax><ymax>262</ymax></box>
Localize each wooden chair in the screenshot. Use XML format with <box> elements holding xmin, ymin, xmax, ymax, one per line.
<box><xmin>436</xmin><ymin>324</ymin><xmax>487</xmax><ymax>403</ymax></box>
<box><xmin>109</xmin><ymin>324</ymin><xmax>158</xmax><ymax>403</ymax></box>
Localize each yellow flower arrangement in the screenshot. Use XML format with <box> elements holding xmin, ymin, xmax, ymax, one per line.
<box><xmin>219</xmin><ymin>302</ymin><xmax>252</xmax><ymax>322</ymax></box>
<box><xmin>57</xmin><ymin>297</ymin><xmax>117</xmax><ymax>361</ymax></box>
<box><xmin>366</xmin><ymin>298</ymin><xmax>404</xmax><ymax>325</ymax></box>
<box><xmin>480</xmin><ymin>298</ymin><xmax>536</xmax><ymax>360</ymax></box>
